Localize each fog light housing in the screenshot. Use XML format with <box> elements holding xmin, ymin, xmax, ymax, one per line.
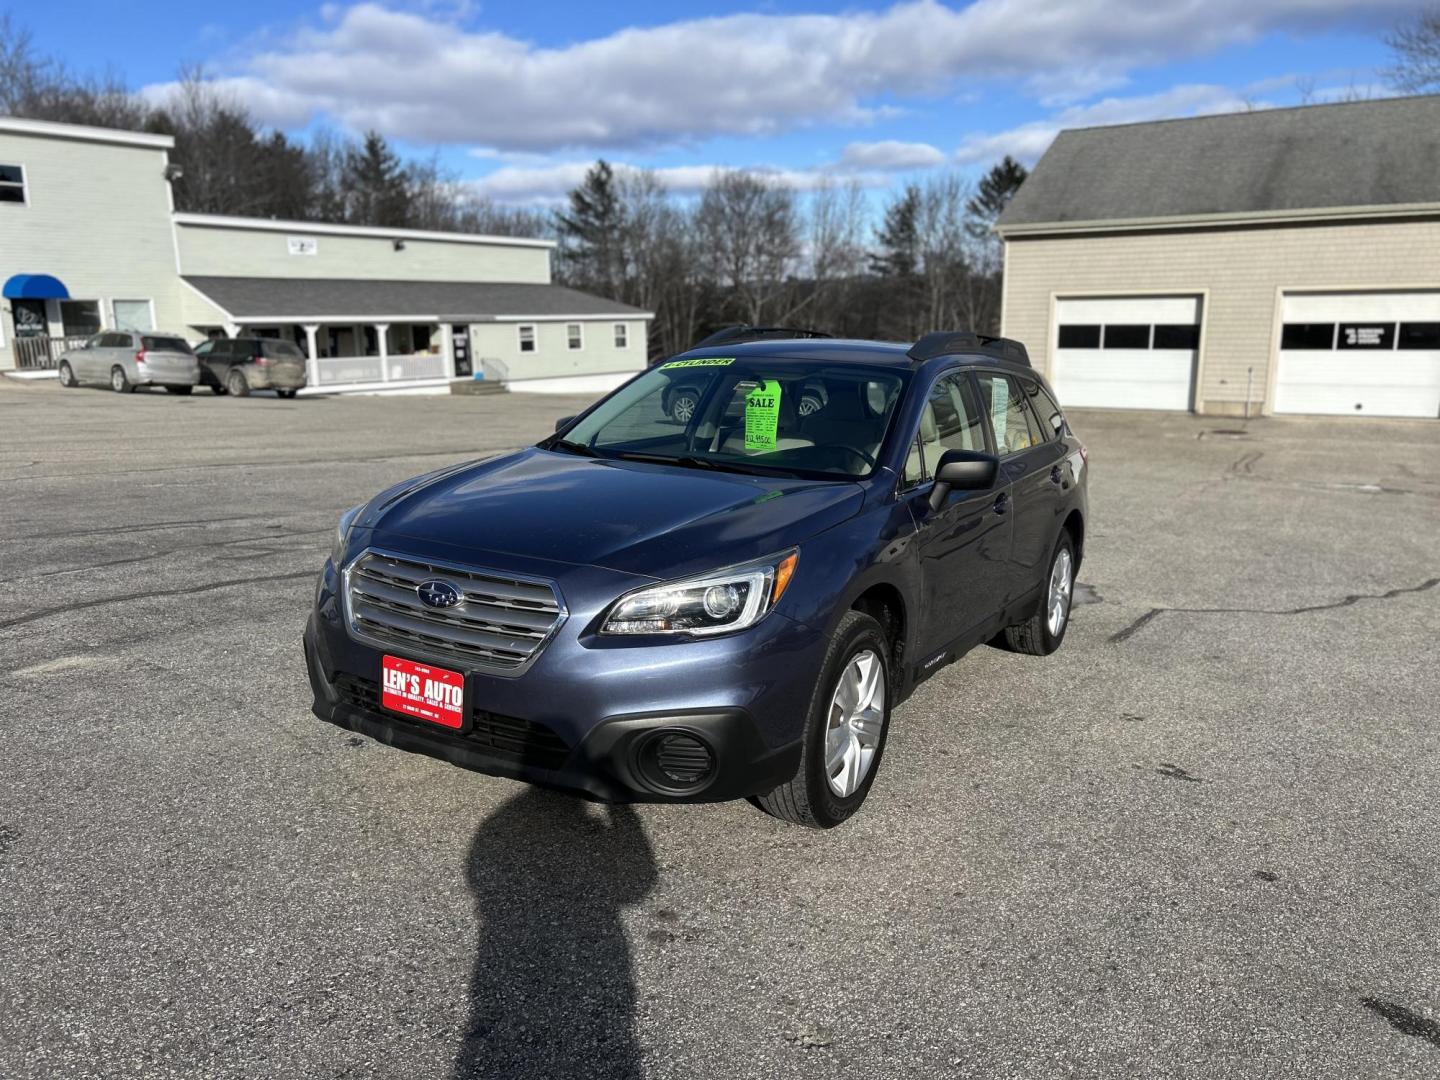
<box><xmin>636</xmin><ymin>730</ymin><xmax>715</xmax><ymax>793</ymax></box>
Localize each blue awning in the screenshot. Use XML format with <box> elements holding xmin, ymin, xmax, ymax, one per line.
<box><xmin>3</xmin><ymin>274</ymin><xmax>70</xmax><ymax>300</ymax></box>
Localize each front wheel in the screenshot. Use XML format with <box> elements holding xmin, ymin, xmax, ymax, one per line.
<box><xmin>753</xmin><ymin>610</ymin><xmax>892</xmax><ymax>828</ymax></box>
<box><xmin>998</xmin><ymin>532</ymin><xmax>1075</xmax><ymax>656</ymax></box>
<box><xmin>110</xmin><ymin>366</ymin><xmax>134</xmax><ymax>393</ymax></box>
<box><xmin>57</xmin><ymin>361</ymin><xmax>77</xmax><ymax>388</ymax></box>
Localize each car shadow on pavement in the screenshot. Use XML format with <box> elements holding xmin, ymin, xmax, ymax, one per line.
<box><xmin>453</xmin><ymin>787</ymin><xmax>657</xmax><ymax>1080</ymax></box>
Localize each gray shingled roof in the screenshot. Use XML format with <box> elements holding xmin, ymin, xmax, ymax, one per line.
<box><xmin>183</xmin><ymin>277</ymin><xmax>650</xmax><ymax>320</ymax></box>
<box><xmin>998</xmin><ymin>95</ymin><xmax>1440</xmax><ymax>231</ymax></box>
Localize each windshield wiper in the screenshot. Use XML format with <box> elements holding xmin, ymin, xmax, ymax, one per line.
<box><xmin>611</xmin><ymin>451</ymin><xmax>799</xmax><ymax>478</ymax></box>
<box><xmin>547</xmin><ymin>438</ymin><xmax>602</xmax><ymax>458</ymax></box>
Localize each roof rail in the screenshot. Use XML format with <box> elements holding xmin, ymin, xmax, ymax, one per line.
<box><xmin>692</xmin><ymin>324</ymin><xmax>833</xmax><ymax>349</ymax></box>
<box><xmin>908</xmin><ymin>330</ymin><xmax>1030</xmax><ymax>367</ymax></box>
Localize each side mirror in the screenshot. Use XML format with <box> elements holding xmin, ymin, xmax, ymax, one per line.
<box><xmin>554</xmin><ymin>415</ymin><xmax>575</xmax><ymax>432</ymax></box>
<box><xmin>929</xmin><ymin>449</ymin><xmax>998</xmax><ymax>511</ymax></box>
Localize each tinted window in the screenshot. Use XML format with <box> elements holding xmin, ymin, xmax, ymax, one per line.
<box><xmin>262</xmin><ymin>340</ymin><xmax>304</xmax><ymax>359</ymax></box>
<box><xmin>1153</xmin><ymin>324</ymin><xmax>1200</xmax><ymax>349</ymax></box>
<box><xmin>101</xmin><ymin>332</ymin><xmax>130</xmax><ymax>348</ymax></box>
<box><xmin>1103</xmin><ymin>324</ymin><xmax>1150</xmax><ymax>349</ymax></box>
<box><xmin>1281</xmin><ymin>323</ymin><xmax>1335</xmax><ymax>350</ymax></box>
<box><xmin>142</xmin><ymin>336</ymin><xmax>192</xmax><ymax>353</ymax></box>
<box><xmin>1337</xmin><ymin>323</ymin><xmax>1394</xmax><ymax>350</ymax></box>
<box><xmin>1398</xmin><ymin>322</ymin><xmax>1440</xmax><ymax>350</ymax></box>
<box><xmin>1019</xmin><ymin>377</ymin><xmax>1066</xmax><ymax>440</ymax></box>
<box><xmin>1058</xmin><ymin>324</ymin><xmax>1100</xmax><ymax>349</ymax></box>
<box><xmin>975</xmin><ymin>373</ymin><xmax>1038</xmax><ymax>456</ymax></box>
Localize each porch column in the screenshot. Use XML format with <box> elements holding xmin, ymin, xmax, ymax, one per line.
<box><xmin>375</xmin><ymin>323</ymin><xmax>390</xmax><ymax>383</ymax></box>
<box><xmin>223</xmin><ymin>321</ymin><xmax>240</xmax><ymax>339</ymax></box>
<box><xmin>440</xmin><ymin>322</ymin><xmax>455</xmax><ymax>378</ymax></box>
<box><xmin>302</xmin><ymin>324</ymin><xmax>320</xmax><ymax>386</ymax></box>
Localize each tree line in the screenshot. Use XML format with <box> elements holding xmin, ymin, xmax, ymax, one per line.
<box><xmin>0</xmin><ymin>13</ymin><xmax>1025</xmax><ymax>355</ymax></box>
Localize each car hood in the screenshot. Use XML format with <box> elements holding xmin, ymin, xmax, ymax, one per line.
<box><xmin>365</xmin><ymin>447</ymin><xmax>865</xmax><ymax>579</ymax></box>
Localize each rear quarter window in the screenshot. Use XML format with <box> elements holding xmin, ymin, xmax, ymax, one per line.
<box><xmin>261</xmin><ymin>340</ymin><xmax>304</xmax><ymax>359</ymax></box>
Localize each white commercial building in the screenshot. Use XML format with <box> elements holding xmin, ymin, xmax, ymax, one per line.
<box><xmin>0</xmin><ymin>116</ymin><xmax>651</xmax><ymax>394</ymax></box>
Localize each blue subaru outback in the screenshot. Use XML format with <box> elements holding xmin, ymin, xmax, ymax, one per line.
<box><xmin>305</xmin><ymin>329</ymin><xmax>1088</xmax><ymax>827</ymax></box>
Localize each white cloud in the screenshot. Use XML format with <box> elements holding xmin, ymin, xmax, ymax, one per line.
<box><xmin>953</xmin><ymin>84</ymin><xmax>1261</xmax><ymax>165</ymax></box>
<box><xmin>140</xmin><ymin>0</ymin><xmax>1415</xmax><ymax>153</ymax></box>
<box><xmin>838</xmin><ymin>140</ymin><xmax>947</xmax><ymax>171</ymax></box>
<box><xmin>467</xmin><ymin>159</ymin><xmax>895</xmax><ymax>205</ymax></box>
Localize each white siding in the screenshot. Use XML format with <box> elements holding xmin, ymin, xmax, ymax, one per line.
<box><xmin>0</xmin><ymin>131</ymin><xmax>182</xmax><ymax>368</ymax></box>
<box><xmin>469</xmin><ymin>319</ymin><xmax>648</xmax><ymax>383</ymax></box>
<box><xmin>176</xmin><ymin>222</ymin><xmax>551</xmax><ymax>283</ymax></box>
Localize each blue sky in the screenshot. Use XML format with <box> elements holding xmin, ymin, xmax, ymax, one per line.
<box><xmin>20</xmin><ymin>1</ymin><xmax>1419</xmax><ymax>203</ymax></box>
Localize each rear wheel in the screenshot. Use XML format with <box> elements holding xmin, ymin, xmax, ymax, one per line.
<box><xmin>227</xmin><ymin>369</ymin><xmax>250</xmax><ymax>397</ymax></box>
<box><xmin>998</xmin><ymin>532</ymin><xmax>1075</xmax><ymax>656</ymax></box>
<box><xmin>670</xmin><ymin>391</ymin><xmax>698</xmax><ymax>423</ymax></box>
<box><xmin>57</xmin><ymin>361</ymin><xmax>77</xmax><ymax>388</ymax></box>
<box><xmin>210</xmin><ymin>384</ymin><xmax>228</xmax><ymax>396</ymax></box>
<box><xmin>753</xmin><ymin>610</ymin><xmax>892</xmax><ymax>828</ymax></box>
<box><xmin>110</xmin><ymin>365</ymin><xmax>133</xmax><ymax>393</ymax></box>
<box><xmin>164</xmin><ymin>385</ymin><xmax>193</xmax><ymax>396</ymax></box>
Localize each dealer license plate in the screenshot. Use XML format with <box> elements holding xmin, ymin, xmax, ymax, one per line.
<box><xmin>381</xmin><ymin>655</ymin><xmax>464</xmax><ymax>729</ymax></box>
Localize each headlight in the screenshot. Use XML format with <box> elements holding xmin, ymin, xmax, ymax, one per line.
<box><xmin>601</xmin><ymin>550</ymin><xmax>799</xmax><ymax>636</ymax></box>
<box><xmin>331</xmin><ymin>504</ymin><xmax>364</xmax><ymax>567</ymax></box>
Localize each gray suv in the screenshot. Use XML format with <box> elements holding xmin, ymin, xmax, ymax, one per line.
<box><xmin>196</xmin><ymin>338</ymin><xmax>308</xmax><ymax>398</ymax></box>
<box><xmin>56</xmin><ymin>331</ymin><xmax>200</xmax><ymax>394</ymax></box>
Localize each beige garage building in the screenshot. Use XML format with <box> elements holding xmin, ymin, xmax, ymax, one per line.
<box><xmin>997</xmin><ymin>95</ymin><xmax>1440</xmax><ymax>419</ymax></box>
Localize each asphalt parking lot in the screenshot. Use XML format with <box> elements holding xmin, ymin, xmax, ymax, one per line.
<box><xmin>1</xmin><ymin>376</ymin><xmax>1438</xmax><ymax>1079</ymax></box>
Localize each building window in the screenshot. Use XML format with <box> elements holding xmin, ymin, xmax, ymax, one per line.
<box><xmin>1057</xmin><ymin>324</ymin><xmax>1100</xmax><ymax>349</ymax></box>
<box><xmin>517</xmin><ymin>325</ymin><xmax>536</xmax><ymax>353</ymax></box>
<box><xmin>1281</xmin><ymin>323</ymin><xmax>1336</xmax><ymax>350</ymax></box>
<box><xmin>1152</xmin><ymin>324</ymin><xmax>1200</xmax><ymax>350</ymax></box>
<box><xmin>60</xmin><ymin>300</ymin><xmax>101</xmax><ymax>338</ymax></box>
<box><xmin>1102</xmin><ymin>324</ymin><xmax>1150</xmax><ymax>349</ymax></box>
<box><xmin>113</xmin><ymin>300</ymin><xmax>154</xmax><ymax>333</ymax></box>
<box><xmin>0</xmin><ymin>164</ymin><xmax>25</xmax><ymax>205</ymax></box>
<box><xmin>567</xmin><ymin>323</ymin><xmax>583</xmax><ymax>350</ymax></box>
<box><xmin>1337</xmin><ymin>323</ymin><xmax>1395</xmax><ymax>350</ymax></box>
<box><xmin>1398</xmin><ymin>322</ymin><xmax>1440</xmax><ymax>350</ymax></box>
<box><xmin>613</xmin><ymin>323</ymin><xmax>628</xmax><ymax>349</ymax></box>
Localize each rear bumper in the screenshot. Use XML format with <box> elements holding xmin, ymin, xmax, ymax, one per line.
<box><xmin>247</xmin><ymin>367</ymin><xmax>307</xmax><ymax>391</ymax></box>
<box><xmin>137</xmin><ymin>364</ymin><xmax>199</xmax><ymax>387</ymax></box>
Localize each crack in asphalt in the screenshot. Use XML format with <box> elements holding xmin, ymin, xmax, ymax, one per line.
<box><xmin>7</xmin><ymin>513</ymin><xmax>286</xmax><ymax>542</ymax></box>
<box><xmin>5</xmin><ymin>529</ymin><xmax>332</xmax><ymax>583</ymax></box>
<box><xmin>1108</xmin><ymin>577</ymin><xmax>1440</xmax><ymax>645</ymax></box>
<box><xmin>0</xmin><ymin>569</ymin><xmax>319</xmax><ymax>632</ymax></box>
<box><xmin>0</xmin><ymin>447</ymin><xmax>515</xmax><ymax>483</ymax></box>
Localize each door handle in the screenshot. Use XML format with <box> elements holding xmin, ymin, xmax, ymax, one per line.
<box><xmin>993</xmin><ymin>492</ymin><xmax>1010</xmax><ymax>515</ymax></box>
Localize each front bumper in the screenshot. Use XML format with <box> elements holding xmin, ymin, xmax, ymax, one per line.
<box><xmin>305</xmin><ymin>546</ymin><xmax>815</xmax><ymax>802</ymax></box>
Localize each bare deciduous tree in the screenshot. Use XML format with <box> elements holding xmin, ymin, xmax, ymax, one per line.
<box><xmin>696</xmin><ymin>171</ymin><xmax>801</xmax><ymax>326</ymax></box>
<box><xmin>1386</xmin><ymin>6</ymin><xmax>1440</xmax><ymax>92</ymax></box>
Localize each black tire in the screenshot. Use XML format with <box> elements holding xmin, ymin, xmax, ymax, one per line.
<box><xmin>110</xmin><ymin>365</ymin><xmax>134</xmax><ymax>393</ymax></box>
<box><xmin>276</xmin><ymin>388</ymin><xmax>297</xmax><ymax>399</ymax></box>
<box><xmin>57</xmin><ymin>361</ymin><xmax>77</xmax><ymax>388</ymax></box>
<box><xmin>227</xmin><ymin>369</ymin><xmax>250</xmax><ymax>397</ymax></box>
<box><xmin>753</xmin><ymin>610</ymin><xmax>893</xmax><ymax>829</ymax></box>
<box><xmin>211</xmin><ymin>384</ymin><xmax>228</xmax><ymax>396</ymax></box>
<box><xmin>165</xmin><ymin>385</ymin><xmax>193</xmax><ymax>396</ymax></box>
<box><xmin>998</xmin><ymin>532</ymin><xmax>1076</xmax><ymax>656</ymax></box>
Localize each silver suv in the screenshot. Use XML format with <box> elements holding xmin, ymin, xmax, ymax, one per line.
<box><xmin>56</xmin><ymin>330</ymin><xmax>200</xmax><ymax>394</ymax></box>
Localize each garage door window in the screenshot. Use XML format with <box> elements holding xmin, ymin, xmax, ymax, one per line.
<box><xmin>1102</xmin><ymin>324</ymin><xmax>1150</xmax><ymax>349</ymax></box>
<box><xmin>1153</xmin><ymin>324</ymin><xmax>1200</xmax><ymax>349</ymax></box>
<box><xmin>1337</xmin><ymin>324</ymin><xmax>1395</xmax><ymax>350</ymax></box>
<box><xmin>1398</xmin><ymin>323</ymin><xmax>1440</xmax><ymax>350</ymax></box>
<box><xmin>1057</xmin><ymin>324</ymin><xmax>1100</xmax><ymax>349</ymax></box>
<box><xmin>1281</xmin><ymin>323</ymin><xmax>1335</xmax><ymax>350</ymax></box>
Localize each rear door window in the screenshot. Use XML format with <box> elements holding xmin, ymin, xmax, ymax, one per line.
<box><xmin>975</xmin><ymin>373</ymin><xmax>1042</xmax><ymax>456</ymax></box>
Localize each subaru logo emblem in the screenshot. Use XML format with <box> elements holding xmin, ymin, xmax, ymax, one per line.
<box><xmin>417</xmin><ymin>579</ymin><xmax>463</xmax><ymax>609</ymax></box>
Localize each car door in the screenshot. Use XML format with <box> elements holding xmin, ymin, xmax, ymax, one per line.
<box><xmin>73</xmin><ymin>333</ymin><xmax>105</xmax><ymax>379</ymax></box>
<box><xmin>903</xmin><ymin>370</ymin><xmax>1014</xmax><ymax>656</ymax></box>
<box><xmin>973</xmin><ymin>371</ymin><xmax>1068</xmax><ymax>606</ymax></box>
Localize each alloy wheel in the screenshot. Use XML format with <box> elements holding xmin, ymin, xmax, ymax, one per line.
<box><xmin>1047</xmin><ymin>547</ymin><xmax>1074</xmax><ymax>637</ymax></box>
<box><xmin>824</xmin><ymin>649</ymin><xmax>886</xmax><ymax>798</ymax></box>
<box><xmin>672</xmin><ymin>394</ymin><xmax>697</xmax><ymax>423</ymax></box>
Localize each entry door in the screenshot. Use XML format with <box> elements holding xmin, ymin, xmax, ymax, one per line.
<box><xmin>1275</xmin><ymin>292</ymin><xmax>1440</xmax><ymax>418</ymax></box>
<box><xmin>1052</xmin><ymin>296</ymin><xmax>1201</xmax><ymax>411</ymax></box>
<box><xmin>905</xmin><ymin>372</ymin><xmax>1013</xmax><ymax>655</ymax></box>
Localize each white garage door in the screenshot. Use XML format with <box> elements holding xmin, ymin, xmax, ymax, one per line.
<box><xmin>1275</xmin><ymin>292</ymin><xmax>1440</xmax><ymax>418</ymax></box>
<box><xmin>1052</xmin><ymin>296</ymin><xmax>1200</xmax><ymax>411</ymax></box>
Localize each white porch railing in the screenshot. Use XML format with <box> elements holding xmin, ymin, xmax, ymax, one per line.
<box><xmin>14</xmin><ymin>335</ymin><xmax>90</xmax><ymax>370</ymax></box>
<box><xmin>314</xmin><ymin>352</ymin><xmax>449</xmax><ymax>385</ymax></box>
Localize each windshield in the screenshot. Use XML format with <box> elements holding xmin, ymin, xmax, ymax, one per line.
<box><xmin>553</xmin><ymin>357</ymin><xmax>908</xmax><ymax>479</ymax></box>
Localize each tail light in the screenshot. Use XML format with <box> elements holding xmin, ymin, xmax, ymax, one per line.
<box><xmin>134</xmin><ymin>349</ymin><xmax>147</xmax><ymax>365</ymax></box>
<box><xmin>255</xmin><ymin>355</ymin><xmax>270</xmax><ymax>367</ymax></box>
